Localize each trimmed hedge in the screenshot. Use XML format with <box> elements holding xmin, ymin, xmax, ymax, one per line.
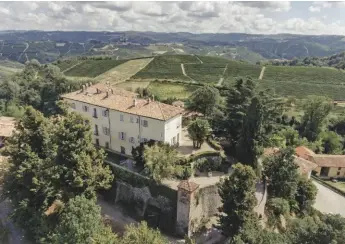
<box><xmin>207</xmin><ymin>138</ymin><xmax>222</xmax><ymax>151</ymax></box>
<box><xmin>188</xmin><ymin>150</ymin><xmax>226</xmax><ymax>162</ymax></box>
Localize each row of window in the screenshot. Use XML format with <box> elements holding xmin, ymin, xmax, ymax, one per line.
<box><xmin>70</xmin><ymin>103</ymin><xmax>149</xmax><ymax>127</ymax></box>
<box><xmin>94</xmin><ymin>127</ymin><xmax>148</xmax><ymax>144</ymax></box>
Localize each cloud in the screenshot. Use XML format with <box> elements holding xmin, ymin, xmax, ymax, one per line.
<box><xmin>238</xmin><ymin>1</ymin><xmax>291</xmax><ymax>12</ymax></box>
<box><xmin>309</xmin><ymin>6</ymin><xmax>321</xmax><ymax>12</ymax></box>
<box><xmin>0</xmin><ymin>1</ymin><xmax>343</xmax><ymax>35</ymax></box>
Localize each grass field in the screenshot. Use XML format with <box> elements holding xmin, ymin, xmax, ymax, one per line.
<box><xmin>133</xmin><ymin>55</ymin><xmax>191</xmax><ymax>80</ymax></box>
<box><xmin>64</xmin><ymin>60</ymin><xmax>127</xmax><ymax>77</ymax></box>
<box><xmin>55</xmin><ymin>60</ymin><xmax>81</xmax><ymax>72</ymax></box>
<box><xmin>184</xmin><ymin>63</ymin><xmax>226</xmax><ymax>84</ymax></box>
<box><xmin>196</xmin><ymin>55</ymin><xmax>230</xmax><ymax>64</ymax></box>
<box><xmin>223</xmin><ymin>61</ymin><xmax>262</xmax><ymax>84</ymax></box>
<box><xmin>96</xmin><ymin>58</ymin><xmax>153</xmax><ymax>84</ymax></box>
<box><xmin>147</xmin><ymin>81</ymin><xmax>199</xmax><ymax>100</ymax></box>
<box><xmin>259</xmin><ymin>65</ymin><xmax>345</xmax><ymax>99</ymax></box>
<box><xmin>263</xmin><ymin>65</ymin><xmax>345</xmax><ymax>85</ymax></box>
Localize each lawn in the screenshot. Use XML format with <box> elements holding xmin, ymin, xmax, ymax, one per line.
<box><xmin>147</xmin><ymin>81</ymin><xmax>199</xmax><ymax>100</ymax></box>
<box><xmin>184</xmin><ymin>63</ymin><xmax>226</xmax><ymax>84</ymax></box>
<box><xmin>64</xmin><ymin>60</ymin><xmax>127</xmax><ymax>77</ymax></box>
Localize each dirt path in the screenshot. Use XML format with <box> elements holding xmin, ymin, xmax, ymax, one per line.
<box><xmin>258</xmin><ymin>66</ymin><xmax>266</xmax><ymax>80</ymax></box>
<box><xmin>61</xmin><ymin>61</ymin><xmax>84</xmax><ymax>73</ymax></box>
<box><xmin>96</xmin><ymin>58</ymin><xmax>153</xmax><ymax>84</ymax></box>
<box><xmin>194</xmin><ymin>55</ymin><xmax>203</xmax><ymax>64</ymax></box>
<box><xmin>17</xmin><ymin>43</ymin><xmax>29</xmax><ymax>62</ymax></box>
<box><xmin>216</xmin><ymin>64</ymin><xmax>228</xmax><ymax>86</ymax></box>
<box><xmin>180</xmin><ymin>63</ymin><xmax>197</xmax><ymax>83</ymax></box>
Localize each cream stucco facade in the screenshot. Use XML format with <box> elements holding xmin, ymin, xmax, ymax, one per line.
<box><xmin>63</xmin><ymin>97</ymin><xmax>182</xmax><ymax>156</ymax></box>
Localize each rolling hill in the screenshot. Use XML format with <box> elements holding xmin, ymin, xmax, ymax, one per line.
<box><xmin>52</xmin><ymin>54</ymin><xmax>345</xmax><ymax>100</ymax></box>
<box><xmin>2</xmin><ymin>31</ymin><xmax>345</xmax><ymax>65</ymax></box>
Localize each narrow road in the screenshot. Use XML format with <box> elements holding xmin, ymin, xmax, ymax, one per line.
<box><xmin>216</xmin><ymin>64</ymin><xmax>228</xmax><ymax>86</ymax></box>
<box><xmin>313</xmin><ymin>181</ymin><xmax>345</xmax><ymax>217</ymax></box>
<box><xmin>64</xmin><ymin>43</ymin><xmax>73</xmax><ymax>56</ymax></box>
<box><xmin>258</xmin><ymin>66</ymin><xmax>266</xmax><ymax>80</ymax></box>
<box><xmin>17</xmin><ymin>43</ymin><xmax>29</xmax><ymax>62</ymax></box>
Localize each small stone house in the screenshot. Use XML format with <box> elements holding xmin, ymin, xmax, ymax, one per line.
<box><xmin>295</xmin><ymin>146</ymin><xmax>345</xmax><ymax>178</ymax></box>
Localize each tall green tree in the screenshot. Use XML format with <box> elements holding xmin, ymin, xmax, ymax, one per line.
<box><xmin>224</xmin><ymin>77</ymin><xmax>256</xmax><ymax>145</ymax></box>
<box><xmin>54</xmin><ymin>111</ymin><xmax>113</xmax><ymax>200</ymax></box>
<box><xmin>187</xmin><ymin>118</ymin><xmax>211</xmax><ymax>148</ymax></box>
<box><xmin>218</xmin><ymin>163</ymin><xmax>258</xmax><ymax>237</ymax></box>
<box><xmin>187</xmin><ymin>85</ymin><xmax>221</xmax><ymax>117</ymax></box>
<box><xmin>143</xmin><ymin>143</ymin><xmax>181</xmax><ymax>182</ymax></box>
<box><xmin>300</xmin><ymin>96</ymin><xmax>333</xmax><ymax>141</ymax></box>
<box><xmin>49</xmin><ymin>195</ymin><xmax>118</xmax><ymax>244</ymax></box>
<box><xmin>122</xmin><ymin>222</ymin><xmax>167</xmax><ymax>244</ymax></box>
<box><xmin>263</xmin><ymin>147</ymin><xmax>299</xmax><ymax>200</ymax></box>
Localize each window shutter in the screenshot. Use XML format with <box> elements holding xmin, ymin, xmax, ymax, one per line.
<box><xmin>124</xmin><ymin>133</ymin><xmax>126</xmax><ymax>140</ymax></box>
<box><xmin>118</xmin><ymin>132</ymin><xmax>121</xmax><ymax>139</ymax></box>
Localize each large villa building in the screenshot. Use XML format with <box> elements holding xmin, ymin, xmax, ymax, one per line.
<box><xmin>61</xmin><ymin>83</ymin><xmax>184</xmax><ymax>156</ymax></box>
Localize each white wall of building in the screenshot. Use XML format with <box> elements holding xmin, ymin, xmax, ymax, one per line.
<box><xmin>64</xmin><ymin>98</ymin><xmax>182</xmax><ymax>156</ymax></box>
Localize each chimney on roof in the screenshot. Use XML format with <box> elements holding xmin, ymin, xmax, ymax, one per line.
<box><xmin>110</xmin><ymin>88</ymin><xmax>114</xmax><ymax>94</ymax></box>
<box><xmin>96</xmin><ymin>88</ymin><xmax>100</xmax><ymax>94</ymax></box>
<box><xmin>152</xmin><ymin>95</ymin><xmax>155</xmax><ymax>101</ymax></box>
<box><xmin>133</xmin><ymin>98</ymin><xmax>137</xmax><ymax>107</ymax></box>
<box><xmin>82</xmin><ymin>85</ymin><xmax>86</xmax><ymax>92</ymax></box>
<box><xmin>148</xmin><ymin>98</ymin><xmax>151</xmax><ymax>104</ymax></box>
<box><xmin>105</xmin><ymin>91</ymin><xmax>109</xmax><ymax>98</ymax></box>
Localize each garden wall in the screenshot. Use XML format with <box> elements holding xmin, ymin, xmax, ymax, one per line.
<box><xmin>101</xmin><ymin>162</ymin><xmax>178</xmax><ymax>235</ymax></box>
<box><xmin>189</xmin><ymin>185</ymin><xmax>222</xmax><ymax>233</ymax></box>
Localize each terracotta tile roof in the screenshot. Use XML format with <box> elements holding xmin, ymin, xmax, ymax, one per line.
<box><xmin>310</xmin><ymin>154</ymin><xmax>345</xmax><ymax>168</ymax></box>
<box><xmin>295</xmin><ymin>146</ymin><xmax>315</xmax><ymax>160</ymax></box>
<box><xmin>177</xmin><ymin>180</ymin><xmax>199</xmax><ymax>192</ymax></box>
<box><xmin>293</xmin><ymin>156</ymin><xmax>317</xmax><ymax>174</ymax></box>
<box><xmin>0</xmin><ymin>117</ymin><xmax>16</xmax><ymax>137</ymax></box>
<box><xmin>61</xmin><ymin>83</ymin><xmax>184</xmax><ymax>121</ymax></box>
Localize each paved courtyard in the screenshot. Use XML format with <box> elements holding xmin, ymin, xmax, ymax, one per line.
<box><xmin>313</xmin><ymin>181</ymin><xmax>345</xmax><ymax>217</ymax></box>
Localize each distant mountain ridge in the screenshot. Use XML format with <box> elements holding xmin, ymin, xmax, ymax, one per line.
<box><xmin>0</xmin><ymin>30</ymin><xmax>345</xmax><ymax>63</ymax></box>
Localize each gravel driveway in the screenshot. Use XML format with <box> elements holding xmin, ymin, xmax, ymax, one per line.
<box><xmin>313</xmin><ymin>181</ymin><xmax>345</xmax><ymax>217</ymax></box>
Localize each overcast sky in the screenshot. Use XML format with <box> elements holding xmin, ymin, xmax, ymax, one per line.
<box><xmin>1</xmin><ymin>1</ymin><xmax>345</xmax><ymax>35</ymax></box>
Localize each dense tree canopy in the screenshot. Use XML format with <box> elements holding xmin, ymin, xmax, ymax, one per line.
<box><xmin>187</xmin><ymin>85</ymin><xmax>221</xmax><ymax>117</ymax></box>
<box><xmin>122</xmin><ymin>222</ymin><xmax>167</xmax><ymax>244</ymax></box>
<box><xmin>2</xmin><ymin>106</ymin><xmax>113</xmax><ymax>241</ymax></box>
<box><xmin>299</xmin><ymin>96</ymin><xmax>333</xmax><ymax>141</ymax></box>
<box><xmin>49</xmin><ymin>195</ymin><xmax>118</xmax><ymax>244</ymax></box>
<box><xmin>218</xmin><ymin>163</ymin><xmax>258</xmax><ymax>237</ymax></box>
<box><xmin>143</xmin><ymin>143</ymin><xmax>181</xmax><ymax>182</ymax></box>
<box><xmin>0</xmin><ymin>60</ymin><xmax>88</xmax><ymax>117</ymax></box>
<box><xmin>263</xmin><ymin>147</ymin><xmax>299</xmax><ymax>200</ymax></box>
